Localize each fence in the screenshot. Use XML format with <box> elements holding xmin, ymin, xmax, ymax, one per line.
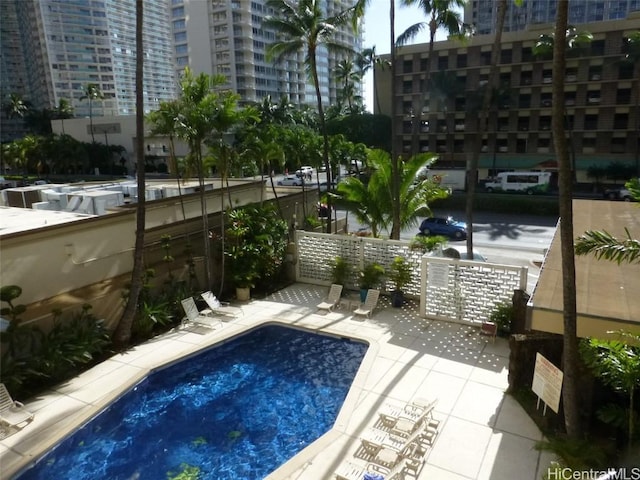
<box><xmin>295</xmin><ymin>230</ymin><xmax>527</xmax><ymax>325</ymax></box>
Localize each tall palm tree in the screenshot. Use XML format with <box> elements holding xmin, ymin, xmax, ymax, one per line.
<box><xmin>80</xmin><ymin>83</ymin><xmax>104</xmax><ymax>143</ymax></box>
<box><xmin>356</xmin><ymin>46</ymin><xmax>391</xmax><ymax>114</ymax></box>
<box><xmin>397</xmin><ymin>0</ymin><xmax>467</xmax><ymax>156</ymax></box>
<box><xmin>264</xmin><ymin>0</ymin><xmax>362</xmax><ymax>234</ymax></box>
<box><xmin>114</xmin><ymin>0</ymin><xmax>145</xmax><ymax>348</ymax></box>
<box><xmin>52</xmin><ymin>98</ymin><xmax>74</xmax><ymax>135</ymax></box>
<box><xmin>3</xmin><ymin>93</ymin><xmax>29</xmax><ymax>120</ymax></box>
<box><xmin>334</xmin><ymin>58</ymin><xmax>361</xmax><ymax>112</ymax></box>
<box><xmin>552</xmin><ymin>0</ymin><xmax>582</xmax><ymax>440</ymax></box>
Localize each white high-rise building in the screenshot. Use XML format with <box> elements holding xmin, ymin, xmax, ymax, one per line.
<box><xmin>171</xmin><ymin>0</ymin><xmax>363</xmax><ymax>107</ymax></box>
<box><xmin>1</xmin><ymin>0</ymin><xmax>176</xmax><ymax>137</ymax></box>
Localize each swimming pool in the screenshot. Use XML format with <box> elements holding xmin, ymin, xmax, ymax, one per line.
<box><xmin>16</xmin><ymin>324</ymin><xmax>368</xmax><ymax>480</ymax></box>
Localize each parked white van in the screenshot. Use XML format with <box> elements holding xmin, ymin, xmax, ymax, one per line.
<box><xmin>485</xmin><ymin>171</ymin><xmax>552</xmax><ymax>194</ymax></box>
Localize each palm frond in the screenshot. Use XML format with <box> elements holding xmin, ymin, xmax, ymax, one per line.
<box><xmin>575</xmin><ymin>228</ymin><xmax>640</xmax><ymax>264</ymax></box>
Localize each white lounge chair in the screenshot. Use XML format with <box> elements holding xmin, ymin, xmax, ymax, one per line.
<box><xmin>335</xmin><ymin>457</ymin><xmax>417</xmax><ymax>480</ymax></box>
<box><xmin>353</xmin><ymin>289</ymin><xmax>380</xmax><ymax>318</ymax></box>
<box><xmin>200</xmin><ymin>291</ymin><xmax>243</xmax><ymax>319</ymax></box>
<box><xmin>0</xmin><ymin>383</ymin><xmax>34</xmax><ymax>428</ymax></box>
<box><xmin>317</xmin><ymin>283</ymin><xmax>343</xmax><ymax>312</ymax></box>
<box><xmin>180</xmin><ymin>297</ymin><xmax>222</xmax><ymax>330</ymax></box>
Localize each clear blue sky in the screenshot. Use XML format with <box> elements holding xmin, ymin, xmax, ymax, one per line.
<box><xmin>362</xmin><ymin>1</ymin><xmax>453</xmax><ymax>111</ymax></box>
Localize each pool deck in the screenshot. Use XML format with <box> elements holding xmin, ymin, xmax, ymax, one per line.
<box><xmin>0</xmin><ymin>283</ymin><xmax>555</xmax><ymax>479</ymax></box>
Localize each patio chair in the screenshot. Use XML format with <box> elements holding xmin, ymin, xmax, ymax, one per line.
<box><xmin>317</xmin><ymin>283</ymin><xmax>343</xmax><ymax>312</ymax></box>
<box><xmin>353</xmin><ymin>289</ymin><xmax>380</xmax><ymax>318</ymax></box>
<box><xmin>200</xmin><ymin>291</ymin><xmax>243</xmax><ymax>319</ymax></box>
<box><xmin>378</xmin><ymin>398</ymin><xmax>438</xmax><ymax>427</ymax></box>
<box><xmin>0</xmin><ymin>383</ymin><xmax>34</xmax><ymax>428</ymax></box>
<box><xmin>180</xmin><ymin>297</ymin><xmax>222</xmax><ymax>330</ymax></box>
<box><xmin>335</xmin><ymin>458</ymin><xmax>414</xmax><ymax>480</ymax></box>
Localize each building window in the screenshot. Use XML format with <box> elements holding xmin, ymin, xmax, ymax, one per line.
<box><xmin>402</xmin><ymin>80</ymin><xmax>412</xmax><ymax>94</ymax></box>
<box><xmin>617</xmin><ymin>88</ymin><xmax>631</xmax><ymax>104</ymax></box>
<box><xmin>480</xmin><ymin>51</ymin><xmax>491</xmax><ymax>65</ymax></box>
<box><xmin>456</xmin><ymin>54</ymin><xmax>467</xmax><ymax>68</ymax></box>
<box><xmin>584</xmin><ymin>114</ymin><xmax>598</xmax><ymax>130</ymax></box>
<box><xmin>420</xmin><ymin>58</ymin><xmax>428</xmax><ymax>71</ymax></box>
<box><xmin>582</xmin><ymin>137</ymin><xmax>596</xmax><ymax>151</ymax></box>
<box><xmin>419</xmin><ymin>140</ymin><xmax>429</xmax><ymax>152</ymax></box>
<box><xmin>611</xmin><ymin>137</ymin><xmax>626</xmax><ymax>153</ymax></box>
<box><xmin>519</xmin><ymin>94</ymin><xmax>531</xmax><ymax>108</ymax></box>
<box><xmin>590</xmin><ymin>40</ymin><xmax>605</xmax><ymax>55</ymax></box>
<box><xmin>588</xmin><ymin>65</ymin><xmax>602</xmax><ymax>80</ymax></box>
<box><xmin>497</xmin><ymin>118</ymin><xmax>509</xmax><ymax>131</ymax></box>
<box><xmin>540</xmin><ymin>93</ymin><xmax>552</xmax><ymax>107</ymax></box>
<box><xmin>619</xmin><ymin>62</ymin><xmax>634</xmax><ymax>80</ymax></box>
<box><xmin>539</xmin><ymin>115</ymin><xmax>551</xmax><ymax>131</ymax></box>
<box><xmin>403</xmin><ymin>120</ymin><xmax>412</xmax><ymax>134</ymax></box>
<box><xmin>500</xmin><ymin>49</ymin><xmax>512</xmax><ymax>63</ymax></box>
<box><xmin>403</xmin><ymin>60</ymin><xmax>413</xmax><ymax>73</ymax></box>
<box><xmin>516</xmin><ymin>138</ymin><xmax>527</xmax><ymax>153</ymax></box>
<box><xmin>438</xmin><ymin>56</ymin><xmax>448</xmax><ymax>70</ymax></box>
<box><xmin>520</xmin><ymin>71</ymin><xmax>532</xmax><ymax>85</ymax></box>
<box><xmin>614</xmin><ymin>113</ymin><xmax>628</xmax><ymax>129</ymax></box>
<box><xmin>517</xmin><ymin>117</ymin><xmax>529</xmax><ymax>131</ymax></box>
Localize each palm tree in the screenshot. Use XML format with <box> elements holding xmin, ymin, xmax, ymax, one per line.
<box><xmin>334</xmin><ymin>58</ymin><xmax>362</xmax><ymax>112</ymax></box>
<box><xmin>356</xmin><ymin>46</ymin><xmax>391</xmax><ymax>114</ymax></box>
<box><xmin>147</xmin><ymin>100</ymin><xmax>190</xmax><ymax>232</ymax></box>
<box><xmin>264</xmin><ymin>0</ymin><xmax>362</xmax><ymax>234</ymax></box>
<box><xmin>552</xmin><ymin>0</ymin><xmax>582</xmax><ymax>440</ymax></box>
<box><xmin>397</xmin><ymin>0</ymin><xmax>467</xmax><ymax>156</ymax></box>
<box><xmin>332</xmin><ymin>149</ymin><xmax>448</xmax><ymax>237</ymax></box>
<box><xmin>52</xmin><ymin>98</ymin><xmax>74</xmax><ymax>135</ymax></box>
<box><xmin>80</xmin><ymin>83</ymin><xmax>104</xmax><ymax>143</ymax></box>
<box><xmin>114</xmin><ymin>0</ymin><xmax>145</xmax><ymax>348</ymax></box>
<box><xmin>3</xmin><ymin>93</ymin><xmax>30</xmax><ymax>121</ymax></box>
<box><xmin>465</xmin><ymin>0</ymin><xmax>507</xmax><ymax>260</ymax></box>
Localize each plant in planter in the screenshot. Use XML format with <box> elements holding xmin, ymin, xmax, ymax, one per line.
<box><xmin>358</xmin><ymin>262</ymin><xmax>385</xmax><ymax>302</ymax></box>
<box><xmin>489</xmin><ymin>302</ymin><xmax>513</xmax><ymax>336</ymax></box>
<box><xmin>330</xmin><ymin>256</ymin><xmax>351</xmax><ymax>289</ymax></box>
<box><xmin>388</xmin><ymin>256</ymin><xmax>412</xmax><ymax>307</ymax></box>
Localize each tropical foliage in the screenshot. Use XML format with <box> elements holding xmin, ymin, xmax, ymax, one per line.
<box><xmin>331</xmin><ymin>149</ymin><xmax>449</xmax><ymax>237</ymax></box>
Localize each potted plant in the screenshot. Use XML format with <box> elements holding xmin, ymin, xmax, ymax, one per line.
<box><xmin>388</xmin><ymin>256</ymin><xmax>412</xmax><ymax>307</ymax></box>
<box><xmin>358</xmin><ymin>262</ymin><xmax>385</xmax><ymax>302</ymax></box>
<box><xmin>330</xmin><ymin>256</ymin><xmax>350</xmax><ymax>289</ymax></box>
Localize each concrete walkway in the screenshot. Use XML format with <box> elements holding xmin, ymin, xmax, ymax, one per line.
<box><xmin>0</xmin><ymin>284</ymin><xmax>555</xmax><ymax>479</ymax></box>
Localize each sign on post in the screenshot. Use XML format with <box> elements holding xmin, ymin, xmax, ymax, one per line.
<box><xmin>531</xmin><ymin>352</ymin><xmax>563</xmax><ymax>414</ymax></box>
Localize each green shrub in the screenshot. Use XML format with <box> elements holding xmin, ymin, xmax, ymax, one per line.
<box><xmin>489</xmin><ymin>302</ymin><xmax>513</xmax><ymax>336</ymax></box>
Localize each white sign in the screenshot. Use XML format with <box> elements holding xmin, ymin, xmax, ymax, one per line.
<box><xmin>427</xmin><ymin>262</ymin><xmax>449</xmax><ymax>288</ymax></box>
<box><xmin>531</xmin><ymin>352</ymin><xmax>563</xmax><ymax>414</ymax></box>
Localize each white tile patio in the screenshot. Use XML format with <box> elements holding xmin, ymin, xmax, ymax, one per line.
<box><xmin>0</xmin><ymin>283</ymin><xmax>555</xmax><ymax>479</ymax></box>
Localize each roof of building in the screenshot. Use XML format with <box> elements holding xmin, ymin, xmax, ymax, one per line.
<box><xmin>0</xmin><ymin>206</ymin><xmax>94</xmax><ymax>236</ymax></box>
<box><xmin>532</xmin><ymin>199</ymin><xmax>640</xmax><ymax>325</ymax></box>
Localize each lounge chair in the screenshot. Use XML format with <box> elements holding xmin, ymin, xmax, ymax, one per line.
<box><xmin>180</xmin><ymin>297</ymin><xmax>222</xmax><ymax>330</ymax></box>
<box><xmin>317</xmin><ymin>283</ymin><xmax>343</xmax><ymax>312</ymax></box>
<box><xmin>353</xmin><ymin>289</ymin><xmax>380</xmax><ymax>318</ymax></box>
<box><xmin>335</xmin><ymin>457</ymin><xmax>417</xmax><ymax>480</ymax></box>
<box><xmin>200</xmin><ymin>291</ymin><xmax>243</xmax><ymax>319</ymax></box>
<box><xmin>0</xmin><ymin>383</ymin><xmax>34</xmax><ymax>428</ymax></box>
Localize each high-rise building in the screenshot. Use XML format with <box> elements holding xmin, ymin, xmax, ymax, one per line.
<box><xmin>171</xmin><ymin>0</ymin><xmax>362</xmax><ymax>107</ymax></box>
<box><xmin>1</xmin><ymin>0</ymin><xmax>177</xmax><ymax>142</ymax></box>
<box><xmin>376</xmin><ymin>15</ymin><xmax>640</xmax><ymax>181</ymax></box>
<box><xmin>467</xmin><ymin>0</ymin><xmax>640</xmax><ymax>35</ymax></box>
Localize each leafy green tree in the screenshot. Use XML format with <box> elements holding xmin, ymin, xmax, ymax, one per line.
<box><xmin>333</xmin><ymin>58</ymin><xmax>362</xmax><ymax>113</ymax></box>
<box><xmin>331</xmin><ymin>149</ymin><xmax>448</xmax><ymax>236</ymax></box>
<box><xmin>80</xmin><ymin>83</ymin><xmax>104</xmax><ymax>143</ymax></box>
<box><xmin>265</xmin><ymin>0</ymin><xmax>362</xmax><ymax>233</ymax></box>
<box><xmin>580</xmin><ymin>331</ymin><xmax>640</xmax><ymax>450</ymax></box>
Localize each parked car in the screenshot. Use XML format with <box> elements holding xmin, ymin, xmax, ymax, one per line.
<box><xmin>277</xmin><ymin>175</ymin><xmax>303</xmax><ymax>186</ymax></box>
<box><xmin>295</xmin><ymin>166</ymin><xmax>313</xmax><ymax>178</ymax></box>
<box><xmin>603</xmin><ymin>187</ymin><xmax>633</xmax><ymax>201</ymax></box>
<box><xmin>418</xmin><ymin>217</ymin><xmax>467</xmax><ymax>240</ymax></box>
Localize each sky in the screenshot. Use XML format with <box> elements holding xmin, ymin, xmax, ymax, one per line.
<box><xmin>361</xmin><ymin>1</ymin><xmax>453</xmax><ymax>111</ymax></box>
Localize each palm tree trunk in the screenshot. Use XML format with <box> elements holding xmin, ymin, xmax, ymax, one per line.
<box><xmin>311</xmin><ymin>52</ymin><xmax>332</xmax><ymax>234</ymax></box>
<box><xmin>114</xmin><ymin>0</ymin><xmax>145</xmax><ymax>348</ymax></box>
<box><xmin>389</xmin><ymin>0</ymin><xmax>401</xmax><ymax>240</ymax></box>
<box><xmin>553</xmin><ymin>0</ymin><xmax>582</xmax><ymax>439</ymax></box>
<box><xmin>466</xmin><ymin>0</ymin><xmax>506</xmax><ymax>256</ymax></box>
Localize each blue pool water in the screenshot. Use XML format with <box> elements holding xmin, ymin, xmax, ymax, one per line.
<box><xmin>17</xmin><ymin>324</ymin><xmax>368</xmax><ymax>480</ymax></box>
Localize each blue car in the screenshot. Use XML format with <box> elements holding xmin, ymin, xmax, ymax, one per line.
<box><xmin>419</xmin><ymin>217</ymin><xmax>467</xmax><ymax>240</ymax></box>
